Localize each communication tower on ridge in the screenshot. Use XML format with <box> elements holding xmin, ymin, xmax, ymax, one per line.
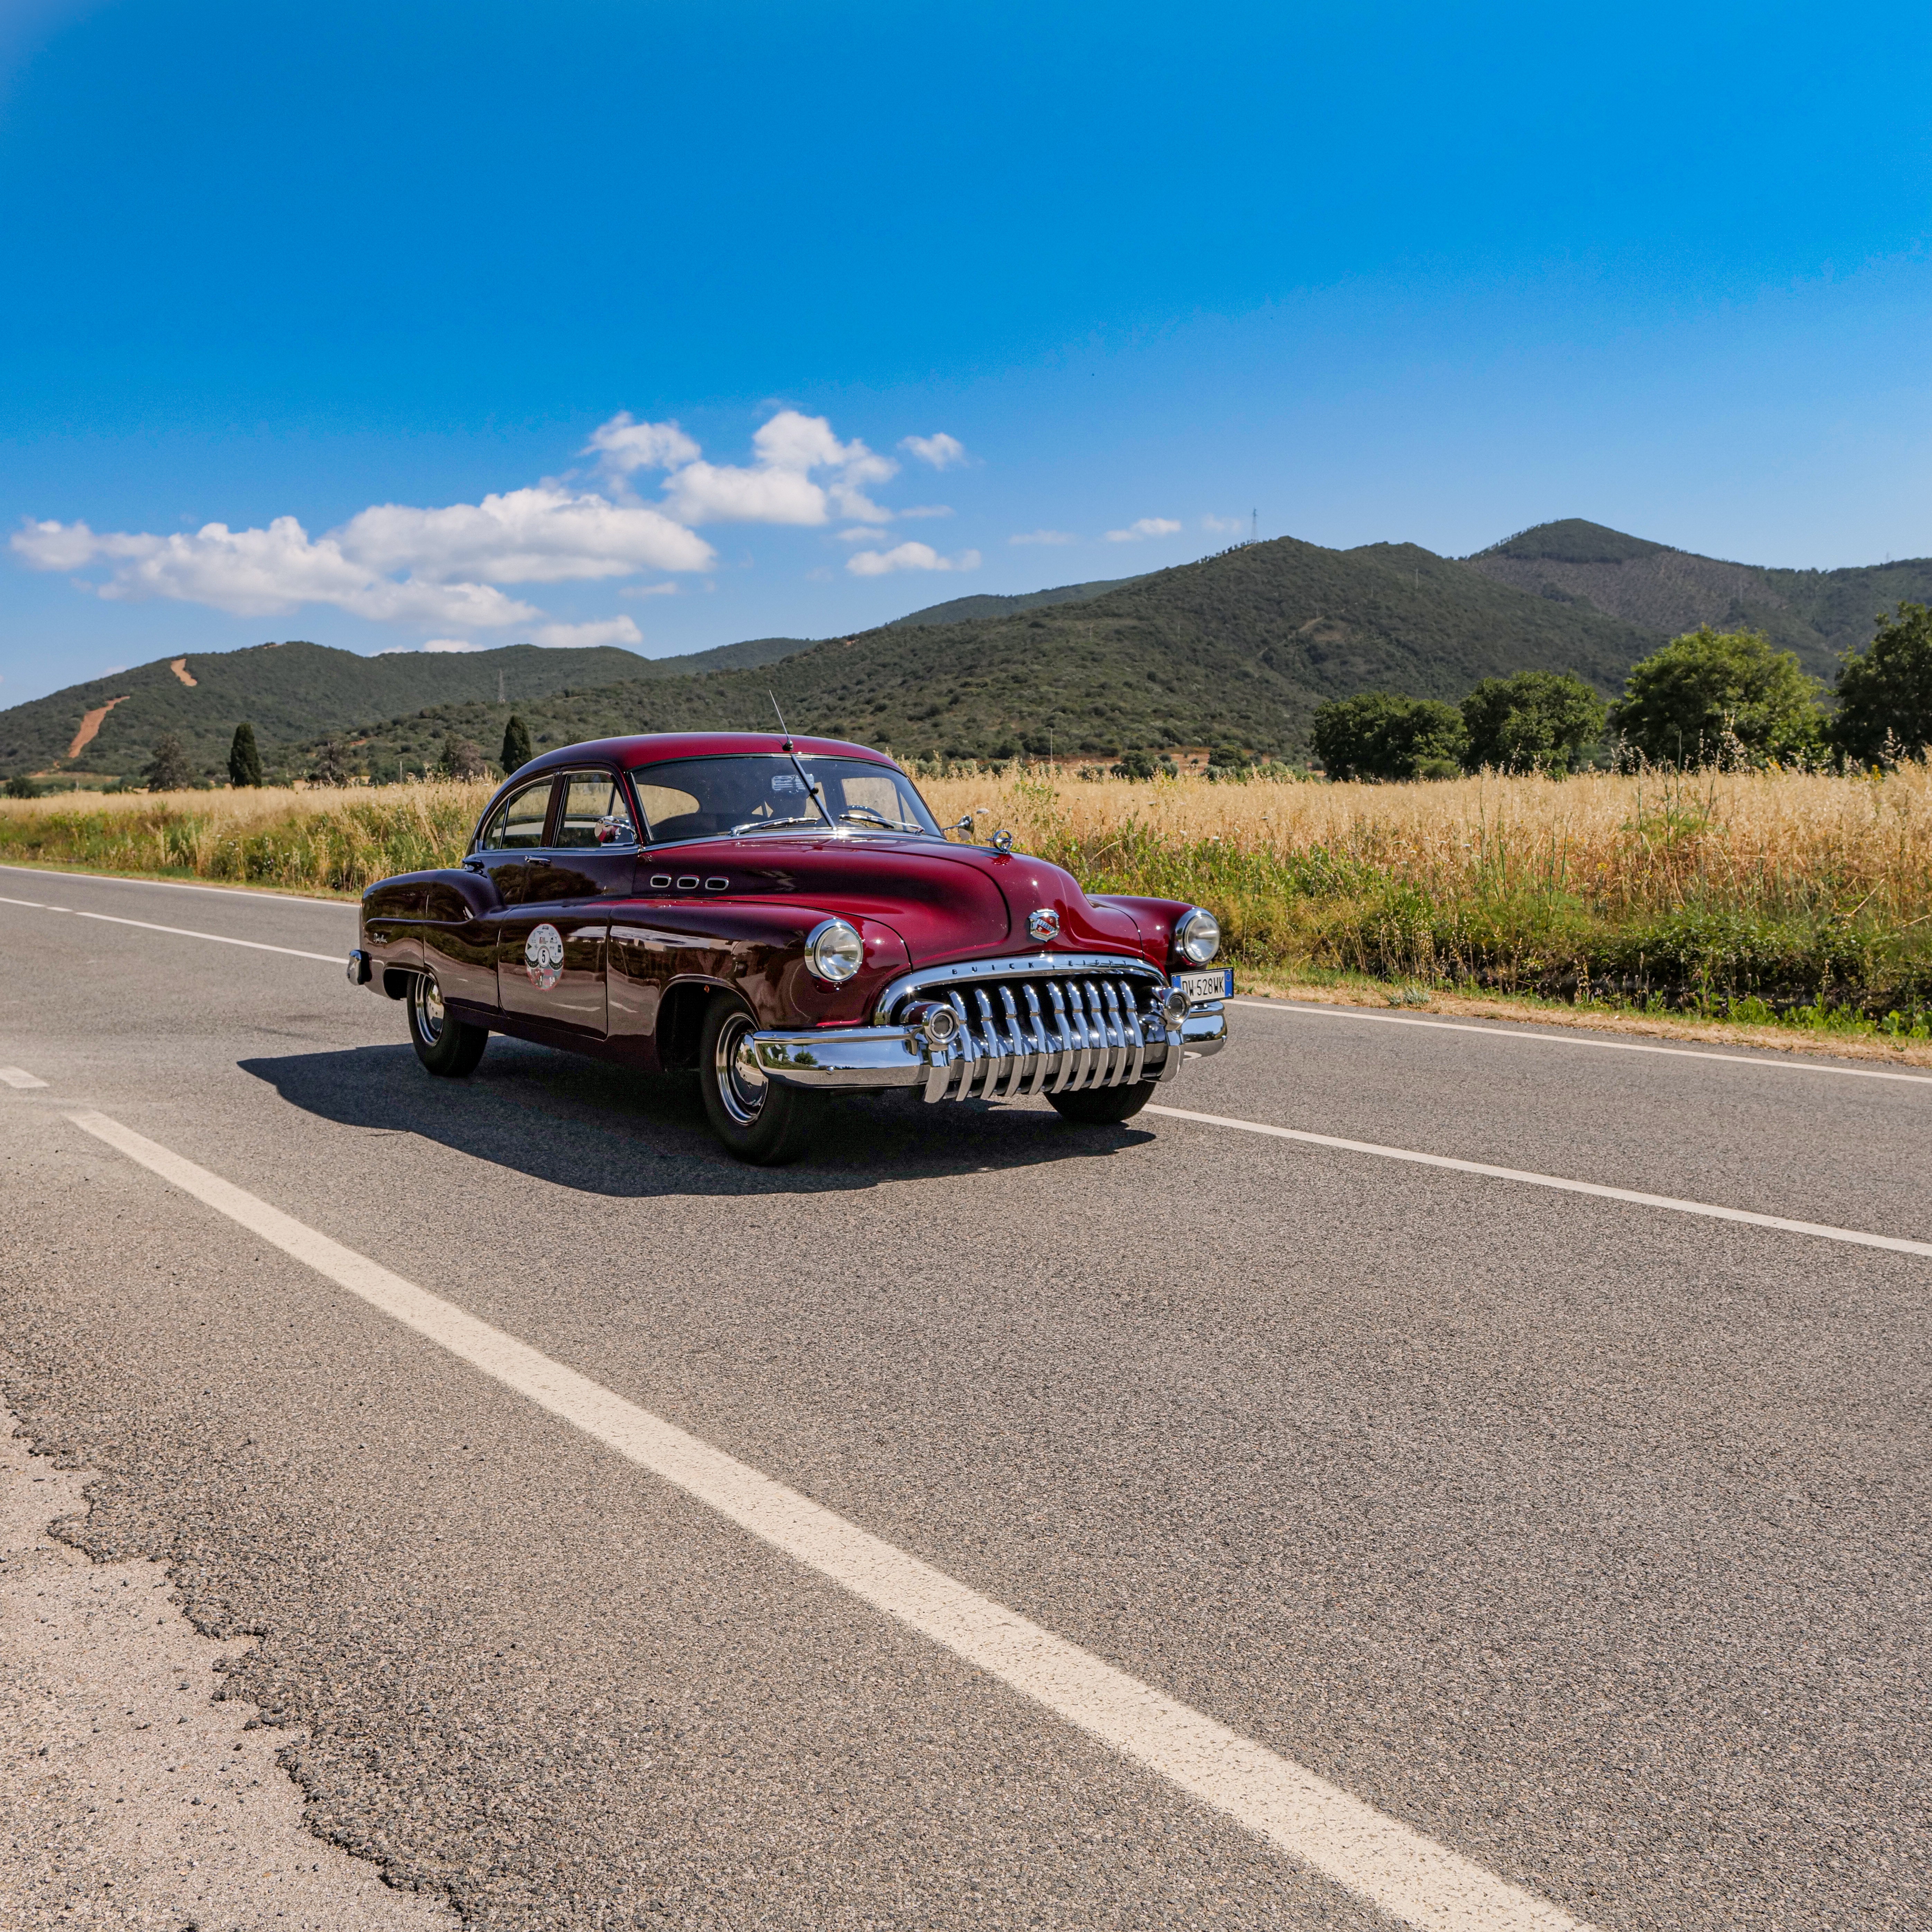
<box><xmin>1249</xmin><ymin>508</ymin><xmax>1258</xmax><ymax>545</ymax></box>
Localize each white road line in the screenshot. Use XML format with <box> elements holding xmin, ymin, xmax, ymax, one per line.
<box><xmin>0</xmin><ymin>897</ymin><xmax>341</xmax><ymax>964</ymax></box>
<box><xmin>1146</xmin><ymin>1105</ymin><xmax>1932</xmax><ymax>1259</ymax></box>
<box><xmin>0</xmin><ymin>1067</ymin><xmax>48</xmax><ymax>1089</ymax></box>
<box><xmin>1232</xmin><ymin>999</ymin><xmax>1932</xmax><ymax>1086</ymax></box>
<box><xmin>63</xmin><ymin>1107</ymin><xmax>1587</xmax><ymax>1932</ymax></box>
<box><xmin>0</xmin><ymin>862</ymin><xmax>348</xmax><ymax>907</ymax></box>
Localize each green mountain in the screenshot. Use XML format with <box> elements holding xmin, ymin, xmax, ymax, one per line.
<box><xmin>312</xmin><ymin>533</ymin><xmax>1666</xmax><ymax>771</ymax></box>
<box><xmin>1465</xmin><ymin>519</ymin><xmax>1932</xmax><ymax>679</ymax></box>
<box><xmin>887</xmin><ymin>574</ymin><xmax>1149</xmax><ymax>628</ymax></box>
<box><xmin>0</xmin><ymin>634</ymin><xmax>813</xmax><ymax>783</ymax></box>
<box><xmin>15</xmin><ymin>518</ymin><xmax>1923</xmax><ymax>784</ymax></box>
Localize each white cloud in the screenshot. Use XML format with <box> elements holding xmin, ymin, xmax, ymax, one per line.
<box><xmin>11</xmin><ymin>515</ymin><xmax>542</xmax><ymax>626</ymax></box>
<box><xmin>845</xmin><ymin>543</ymin><xmax>981</xmax><ymax>578</ymax></box>
<box><xmin>1201</xmin><ymin>513</ymin><xmax>1245</xmax><ymax>535</ymax></box>
<box><xmin>652</xmin><ymin>409</ymin><xmax>901</xmax><ymax>528</ymax></box>
<box><xmin>1104</xmin><ymin>517</ymin><xmax>1183</xmax><ymax>543</ymax></box>
<box><xmin>900</xmin><ymin>432</ymin><xmax>967</xmax><ymax>470</ymax></box>
<box><xmin>13</xmin><ymin>406</ymin><xmax>949</xmax><ymax>641</ymax></box>
<box><xmin>837</xmin><ymin>525</ymin><xmax>890</xmax><ymax>541</ymax></box>
<box><xmin>896</xmin><ymin>504</ymin><xmax>953</xmax><ymax>519</ymax></box>
<box><xmin>582</xmin><ymin>413</ymin><xmax>702</xmax><ymax>479</ymax></box>
<box><xmin>531</xmin><ymin>617</ymin><xmax>643</xmax><ymax>649</ymax></box>
<box><xmin>338</xmin><ymin>488</ymin><xmax>714</xmax><ymax>583</ymax></box>
<box><xmin>421</xmin><ymin>638</ymin><xmax>484</xmax><ymax>653</ymax></box>
<box><xmin>1010</xmin><ymin>528</ymin><xmax>1076</xmax><ymax>546</ymax></box>
<box><xmin>619</xmin><ymin>580</ymin><xmax>680</xmax><ymax>598</ymax></box>
<box><xmin>661</xmin><ymin>461</ymin><xmax>829</xmax><ymax>525</ymax></box>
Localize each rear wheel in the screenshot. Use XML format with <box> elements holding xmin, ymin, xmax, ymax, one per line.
<box><xmin>407</xmin><ymin>972</ymin><xmax>488</xmax><ymax>1077</ymax></box>
<box><xmin>698</xmin><ymin>993</ymin><xmax>824</xmax><ymax>1165</ymax></box>
<box><xmin>1046</xmin><ymin>1079</ymin><xmax>1156</xmax><ymax>1125</ymax></box>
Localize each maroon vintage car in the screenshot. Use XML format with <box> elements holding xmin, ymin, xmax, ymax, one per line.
<box><xmin>347</xmin><ymin>732</ymin><xmax>1230</xmax><ymax>1163</ymax></box>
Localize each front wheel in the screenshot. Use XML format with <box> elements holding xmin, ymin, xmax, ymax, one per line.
<box><xmin>1046</xmin><ymin>1079</ymin><xmax>1156</xmax><ymax>1125</ymax></box>
<box><xmin>698</xmin><ymin>994</ymin><xmax>824</xmax><ymax>1165</ymax></box>
<box><xmin>407</xmin><ymin>973</ymin><xmax>489</xmax><ymax>1077</ymax></box>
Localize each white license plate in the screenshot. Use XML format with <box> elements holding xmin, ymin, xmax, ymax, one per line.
<box><xmin>1177</xmin><ymin>968</ymin><xmax>1232</xmax><ymax>1003</ymax></box>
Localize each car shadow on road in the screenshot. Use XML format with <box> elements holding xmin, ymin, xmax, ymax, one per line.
<box><xmin>238</xmin><ymin>1039</ymin><xmax>1157</xmax><ymax>1199</ymax></box>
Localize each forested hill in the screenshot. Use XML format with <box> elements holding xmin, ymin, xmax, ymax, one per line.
<box><xmin>1465</xmin><ymin>519</ymin><xmax>1932</xmax><ymax>679</ymax></box>
<box><xmin>886</xmin><ymin>574</ymin><xmax>1149</xmax><ymax>628</ymax></box>
<box><xmin>18</xmin><ymin>518</ymin><xmax>1922</xmax><ymax>784</ymax></box>
<box><xmin>317</xmin><ymin>534</ymin><xmax>1668</xmax><ymax>772</ymax></box>
<box><xmin>0</xmin><ymin>633</ymin><xmax>813</xmax><ymax>782</ymax></box>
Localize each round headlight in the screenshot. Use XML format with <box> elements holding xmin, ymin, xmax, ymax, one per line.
<box><xmin>805</xmin><ymin>917</ymin><xmax>865</xmax><ymax>983</ymax></box>
<box><xmin>1176</xmin><ymin>906</ymin><xmax>1221</xmax><ymax>965</ymax></box>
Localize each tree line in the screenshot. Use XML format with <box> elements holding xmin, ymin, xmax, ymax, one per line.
<box><xmin>1310</xmin><ymin>601</ymin><xmax>1932</xmax><ymax>780</ymax></box>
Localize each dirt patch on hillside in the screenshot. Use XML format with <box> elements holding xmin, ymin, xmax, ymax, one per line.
<box><xmin>65</xmin><ymin>698</ymin><xmax>129</xmax><ymax>760</ymax></box>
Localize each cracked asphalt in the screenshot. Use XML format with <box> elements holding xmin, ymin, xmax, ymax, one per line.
<box><xmin>1</xmin><ymin>864</ymin><xmax>1928</xmax><ymax>1929</ymax></box>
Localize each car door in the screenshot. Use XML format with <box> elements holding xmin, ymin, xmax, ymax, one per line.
<box><xmin>425</xmin><ymin>772</ymin><xmax>556</xmax><ymax>1011</ymax></box>
<box><xmin>494</xmin><ymin>767</ymin><xmax>634</xmax><ymax>1034</ymax></box>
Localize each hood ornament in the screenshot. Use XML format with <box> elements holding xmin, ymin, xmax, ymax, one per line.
<box><xmin>1027</xmin><ymin>908</ymin><xmax>1060</xmax><ymax>942</ymax></box>
<box><xmin>991</xmin><ymin>828</ymin><xmax>1014</xmax><ymax>854</ymax></box>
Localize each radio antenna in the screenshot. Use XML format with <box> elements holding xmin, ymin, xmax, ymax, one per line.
<box><xmin>768</xmin><ymin>689</ymin><xmax>833</xmax><ymax>827</ymax></box>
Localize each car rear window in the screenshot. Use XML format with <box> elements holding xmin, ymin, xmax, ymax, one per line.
<box><xmin>478</xmin><ymin>776</ymin><xmax>554</xmax><ymax>850</ymax></box>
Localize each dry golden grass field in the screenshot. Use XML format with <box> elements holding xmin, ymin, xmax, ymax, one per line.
<box><xmin>5</xmin><ymin>764</ymin><xmax>1930</xmax><ymax>1050</ymax></box>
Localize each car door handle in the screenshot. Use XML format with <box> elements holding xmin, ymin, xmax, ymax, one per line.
<box><xmin>529</xmin><ymin>855</ymin><xmax>549</xmax><ymax>866</ymax></box>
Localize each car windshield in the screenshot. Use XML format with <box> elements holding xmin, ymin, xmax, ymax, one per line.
<box><xmin>627</xmin><ymin>754</ymin><xmax>943</xmax><ymax>844</ymax></box>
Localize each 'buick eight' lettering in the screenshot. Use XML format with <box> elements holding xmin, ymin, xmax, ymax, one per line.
<box><xmin>345</xmin><ymin>731</ymin><xmax>1230</xmax><ymax>1164</ymax></box>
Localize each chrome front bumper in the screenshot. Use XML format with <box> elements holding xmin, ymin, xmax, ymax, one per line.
<box><xmin>745</xmin><ymin>1001</ymin><xmax>1227</xmax><ymax>1104</ymax></box>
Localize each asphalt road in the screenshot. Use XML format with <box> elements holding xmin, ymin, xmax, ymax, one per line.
<box><xmin>2</xmin><ymin>860</ymin><xmax>1928</xmax><ymax>1930</ymax></box>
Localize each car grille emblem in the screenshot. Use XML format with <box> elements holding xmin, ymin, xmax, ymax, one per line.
<box><xmin>1027</xmin><ymin>909</ymin><xmax>1060</xmax><ymax>942</ymax></box>
<box><xmin>525</xmin><ymin>922</ymin><xmax>565</xmax><ymax>990</ymax></box>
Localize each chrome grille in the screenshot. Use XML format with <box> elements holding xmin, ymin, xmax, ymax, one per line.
<box><xmin>902</xmin><ymin>968</ymin><xmax>1168</xmax><ymax>1103</ymax></box>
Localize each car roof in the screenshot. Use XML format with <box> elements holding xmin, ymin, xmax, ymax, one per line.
<box><xmin>518</xmin><ymin>732</ymin><xmax>901</xmax><ymax>776</ymax></box>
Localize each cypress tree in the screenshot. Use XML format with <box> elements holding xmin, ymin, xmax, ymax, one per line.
<box><xmin>227</xmin><ymin>720</ymin><xmax>264</xmax><ymax>788</ymax></box>
<box><xmin>501</xmin><ymin>714</ymin><xmax>533</xmax><ymax>773</ymax></box>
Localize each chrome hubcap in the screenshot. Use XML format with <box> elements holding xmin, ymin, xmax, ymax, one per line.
<box><xmin>715</xmin><ymin>1014</ymin><xmax>767</xmax><ymax>1126</ymax></box>
<box><xmin>415</xmin><ymin>975</ymin><xmax>446</xmax><ymax>1044</ymax></box>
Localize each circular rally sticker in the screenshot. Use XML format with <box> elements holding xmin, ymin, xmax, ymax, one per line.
<box><xmin>524</xmin><ymin>922</ymin><xmax>565</xmax><ymax>990</ymax></box>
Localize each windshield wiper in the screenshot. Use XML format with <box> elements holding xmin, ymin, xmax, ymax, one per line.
<box><xmin>839</xmin><ymin>807</ymin><xmax>919</xmax><ymax>830</ymax></box>
<box><xmin>729</xmin><ymin>814</ymin><xmax>827</xmax><ymax>836</ymax></box>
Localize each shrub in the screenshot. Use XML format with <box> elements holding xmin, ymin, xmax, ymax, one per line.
<box><xmin>1832</xmin><ymin>601</ymin><xmax>1932</xmax><ymax>766</ymax></box>
<box><xmin>501</xmin><ymin>714</ymin><xmax>534</xmax><ymax>773</ymax></box>
<box><xmin>4</xmin><ymin>775</ymin><xmax>43</xmax><ymax>799</ymax></box>
<box><xmin>144</xmin><ymin>732</ymin><xmax>194</xmax><ymax>792</ymax></box>
<box><xmin>1609</xmin><ymin>627</ymin><xmax>1824</xmax><ymax>767</ymax></box>
<box><xmin>309</xmin><ymin>739</ymin><xmax>352</xmax><ymax>786</ymax></box>
<box><xmin>1310</xmin><ymin>692</ymin><xmax>1467</xmax><ymax>781</ymax></box>
<box><xmin>1460</xmin><ymin>672</ymin><xmax>1606</xmax><ymax>774</ymax></box>
<box><xmin>441</xmin><ymin>735</ymin><xmax>488</xmax><ymax>780</ymax></box>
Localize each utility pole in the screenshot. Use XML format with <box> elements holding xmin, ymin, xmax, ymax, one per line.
<box><xmin>1250</xmin><ymin>508</ymin><xmax>1258</xmax><ymax>546</ymax></box>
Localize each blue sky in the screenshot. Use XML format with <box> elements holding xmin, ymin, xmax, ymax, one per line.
<box><xmin>2</xmin><ymin>0</ymin><xmax>1928</xmax><ymax>704</ymax></box>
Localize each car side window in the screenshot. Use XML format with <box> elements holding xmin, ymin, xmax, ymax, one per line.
<box><xmin>478</xmin><ymin>776</ymin><xmax>556</xmax><ymax>851</ymax></box>
<box><xmin>554</xmin><ymin>771</ymin><xmax>635</xmax><ymax>848</ymax></box>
